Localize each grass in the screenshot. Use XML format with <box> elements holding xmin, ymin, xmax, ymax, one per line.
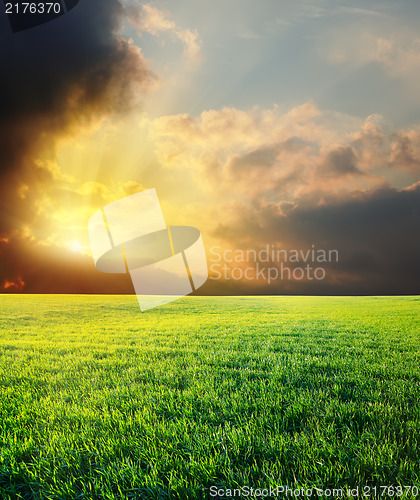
<box><xmin>0</xmin><ymin>295</ymin><xmax>419</xmax><ymax>499</ymax></box>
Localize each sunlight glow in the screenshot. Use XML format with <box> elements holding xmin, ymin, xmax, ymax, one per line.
<box><xmin>67</xmin><ymin>240</ymin><xmax>82</xmax><ymax>253</ymax></box>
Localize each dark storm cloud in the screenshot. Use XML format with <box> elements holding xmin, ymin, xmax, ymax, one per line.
<box><xmin>0</xmin><ymin>0</ymin><xmax>151</xmax><ymax>176</ymax></box>
<box><xmin>0</xmin><ymin>0</ymin><xmax>152</xmax><ymax>291</ymax></box>
<box><xmin>205</xmin><ymin>183</ymin><xmax>420</xmax><ymax>295</ymax></box>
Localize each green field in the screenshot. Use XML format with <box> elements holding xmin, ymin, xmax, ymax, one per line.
<box><xmin>0</xmin><ymin>295</ymin><xmax>419</xmax><ymax>499</ymax></box>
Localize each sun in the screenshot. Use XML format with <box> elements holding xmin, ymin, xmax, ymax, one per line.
<box><xmin>67</xmin><ymin>240</ymin><xmax>82</xmax><ymax>253</ymax></box>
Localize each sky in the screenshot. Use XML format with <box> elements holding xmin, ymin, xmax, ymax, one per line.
<box><xmin>0</xmin><ymin>0</ymin><xmax>419</xmax><ymax>295</ymax></box>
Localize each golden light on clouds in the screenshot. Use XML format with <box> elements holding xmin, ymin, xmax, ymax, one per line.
<box><xmin>21</xmin><ymin>100</ymin><xmax>420</xmax><ymax>275</ymax></box>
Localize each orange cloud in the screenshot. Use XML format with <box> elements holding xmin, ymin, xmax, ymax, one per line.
<box><xmin>3</xmin><ymin>276</ymin><xmax>25</xmax><ymax>292</ymax></box>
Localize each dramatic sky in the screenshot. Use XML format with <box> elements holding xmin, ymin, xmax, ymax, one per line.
<box><xmin>0</xmin><ymin>0</ymin><xmax>419</xmax><ymax>295</ymax></box>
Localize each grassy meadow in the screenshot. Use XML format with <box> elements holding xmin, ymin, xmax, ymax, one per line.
<box><xmin>0</xmin><ymin>295</ymin><xmax>419</xmax><ymax>499</ymax></box>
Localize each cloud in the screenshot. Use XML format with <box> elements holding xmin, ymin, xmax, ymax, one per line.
<box><xmin>127</xmin><ymin>3</ymin><xmax>202</xmax><ymax>63</ymax></box>
<box><xmin>2</xmin><ymin>276</ymin><xmax>25</xmax><ymax>292</ymax></box>
<box><xmin>318</xmin><ymin>146</ymin><xmax>365</xmax><ymax>178</ymax></box>
<box><xmin>374</xmin><ymin>37</ymin><xmax>420</xmax><ymax>79</ymax></box>
<box><xmin>322</xmin><ymin>23</ymin><xmax>420</xmax><ymax>93</ymax></box>
<box><xmin>338</xmin><ymin>6</ymin><xmax>388</xmax><ymax>18</ymax></box>
<box><xmin>141</xmin><ymin>103</ymin><xmax>420</xmax><ymax>294</ymax></box>
<box><xmin>206</xmin><ymin>183</ymin><xmax>420</xmax><ymax>295</ymax></box>
<box><xmin>390</xmin><ymin>130</ymin><xmax>420</xmax><ymax>172</ymax></box>
<box><xmin>150</xmin><ymin>104</ymin><xmax>391</xmax><ymax>203</ymax></box>
<box><xmin>175</xmin><ymin>27</ymin><xmax>201</xmax><ymax>63</ymax></box>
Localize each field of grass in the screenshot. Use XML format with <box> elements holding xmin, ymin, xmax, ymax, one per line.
<box><xmin>0</xmin><ymin>295</ymin><xmax>419</xmax><ymax>499</ymax></box>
